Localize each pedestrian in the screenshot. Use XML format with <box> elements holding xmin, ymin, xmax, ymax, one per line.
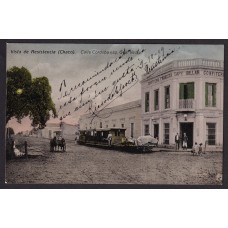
<box><xmin>199</xmin><ymin>143</ymin><xmax>203</xmax><ymax>156</ymax></box>
<box><xmin>50</xmin><ymin>138</ymin><xmax>53</xmax><ymax>152</ymax></box>
<box><xmin>107</xmin><ymin>131</ymin><xmax>112</xmax><ymax>146</ymax></box>
<box><xmin>60</xmin><ymin>137</ymin><xmax>65</xmax><ymax>150</ymax></box>
<box><xmin>75</xmin><ymin>135</ymin><xmax>78</xmax><ymax>144</ymax></box>
<box><xmin>175</xmin><ymin>133</ymin><xmax>180</xmax><ymax>150</ymax></box>
<box><xmin>182</xmin><ymin>133</ymin><xmax>188</xmax><ymax>150</ymax></box>
<box><xmin>191</xmin><ymin>142</ymin><xmax>199</xmax><ymax>156</ymax></box>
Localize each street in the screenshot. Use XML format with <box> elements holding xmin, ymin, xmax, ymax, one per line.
<box><xmin>6</xmin><ymin>136</ymin><xmax>223</xmax><ymax>185</ymax></box>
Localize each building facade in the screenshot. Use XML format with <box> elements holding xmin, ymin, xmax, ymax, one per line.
<box><xmin>41</xmin><ymin>122</ymin><xmax>78</xmax><ymax>140</ymax></box>
<box><xmin>79</xmin><ymin>100</ymin><xmax>141</xmax><ymax>139</ymax></box>
<box><xmin>141</xmin><ymin>58</ymin><xmax>224</xmax><ymax>148</ymax></box>
<box><xmin>41</xmin><ymin>122</ymin><xmax>61</xmax><ymax>139</ymax></box>
<box><xmin>60</xmin><ymin>122</ymin><xmax>79</xmax><ymax>140</ymax></box>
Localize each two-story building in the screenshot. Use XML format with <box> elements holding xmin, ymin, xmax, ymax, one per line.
<box><xmin>141</xmin><ymin>58</ymin><xmax>224</xmax><ymax>149</ymax></box>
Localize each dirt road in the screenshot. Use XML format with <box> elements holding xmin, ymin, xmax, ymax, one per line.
<box><xmin>6</xmin><ymin>136</ymin><xmax>223</xmax><ymax>185</ymax></box>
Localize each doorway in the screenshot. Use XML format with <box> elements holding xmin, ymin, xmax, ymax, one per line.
<box><xmin>154</xmin><ymin>124</ymin><xmax>159</xmax><ymax>140</ymax></box>
<box><xmin>180</xmin><ymin>122</ymin><xmax>193</xmax><ymax>148</ymax></box>
<box><xmin>130</xmin><ymin>123</ymin><xmax>134</xmax><ymax>138</ymax></box>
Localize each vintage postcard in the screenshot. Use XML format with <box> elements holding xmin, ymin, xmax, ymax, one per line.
<box><xmin>5</xmin><ymin>43</ymin><xmax>224</xmax><ymax>185</ymax></box>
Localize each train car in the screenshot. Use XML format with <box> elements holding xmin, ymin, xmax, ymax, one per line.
<box><xmin>77</xmin><ymin>128</ymin><xmax>157</xmax><ymax>153</ymax></box>
<box><xmin>78</xmin><ymin>128</ymin><xmax>126</xmax><ymax>144</ymax></box>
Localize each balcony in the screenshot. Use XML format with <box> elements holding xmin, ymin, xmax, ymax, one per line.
<box><xmin>179</xmin><ymin>99</ymin><xmax>195</xmax><ymax>109</ymax></box>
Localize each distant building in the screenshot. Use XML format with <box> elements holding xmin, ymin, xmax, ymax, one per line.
<box><xmin>41</xmin><ymin>122</ymin><xmax>78</xmax><ymax>140</ymax></box>
<box><xmin>79</xmin><ymin>100</ymin><xmax>141</xmax><ymax>139</ymax></box>
<box><xmin>141</xmin><ymin>58</ymin><xmax>224</xmax><ymax>148</ymax></box>
<box><xmin>60</xmin><ymin>122</ymin><xmax>79</xmax><ymax>140</ymax></box>
<box><xmin>41</xmin><ymin>123</ymin><xmax>61</xmax><ymax>139</ymax></box>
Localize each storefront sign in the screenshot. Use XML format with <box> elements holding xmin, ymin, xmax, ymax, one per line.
<box><xmin>148</xmin><ymin>73</ymin><xmax>172</xmax><ymax>85</ymax></box>
<box><xmin>148</xmin><ymin>69</ymin><xmax>223</xmax><ymax>85</ymax></box>
<box><xmin>203</xmin><ymin>70</ymin><xmax>223</xmax><ymax>76</ymax></box>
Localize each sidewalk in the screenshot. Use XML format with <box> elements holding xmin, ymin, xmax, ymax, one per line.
<box><xmin>153</xmin><ymin>147</ymin><xmax>223</xmax><ymax>153</ymax></box>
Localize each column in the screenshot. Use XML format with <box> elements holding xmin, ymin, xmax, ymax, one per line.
<box><xmin>197</xmin><ymin>77</ymin><xmax>203</xmax><ymax>109</ymax></box>
<box><xmin>172</xmin><ymin>114</ymin><xmax>178</xmax><ymax>144</ymax></box>
<box><xmin>172</xmin><ymin>79</ymin><xmax>177</xmax><ymax>110</ymax></box>
<box><xmin>195</xmin><ymin>113</ymin><xmax>204</xmax><ymax>144</ymax></box>
<box><xmin>159</xmin><ymin>117</ymin><xmax>163</xmax><ymax>144</ymax></box>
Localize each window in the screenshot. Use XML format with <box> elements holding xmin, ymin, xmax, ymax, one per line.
<box><xmin>165</xmin><ymin>86</ymin><xmax>170</xmax><ymax>109</ymax></box>
<box><xmin>106</xmin><ymin>125</ymin><xmax>108</xmax><ymax>128</ymax></box>
<box><xmin>144</xmin><ymin>124</ymin><xmax>150</xmax><ymax>136</ymax></box>
<box><xmin>145</xmin><ymin>92</ymin><xmax>150</xmax><ymax>112</ymax></box>
<box><xmin>100</xmin><ymin>122</ymin><xmax>102</xmax><ymax>128</ymax></box>
<box><xmin>154</xmin><ymin>124</ymin><xmax>159</xmax><ymax>139</ymax></box>
<box><xmin>206</xmin><ymin>123</ymin><xmax>216</xmax><ymax>145</ymax></box>
<box><xmin>113</xmin><ymin>124</ymin><xmax>116</xmax><ymax>127</ymax></box>
<box><xmin>164</xmin><ymin>123</ymin><xmax>170</xmax><ymax>144</ymax></box>
<box><xmin>205</xmin><ymin>83</ymin><xmax>216</xmax><ymax>107</ymax></box>
<box><xmin>130</xmin><ymin>123</ymin><xmax>134</xmax><ymax>138</ymax></box>
<box><xmin>154</xmin><ymin>89</ymin><xmax>159</xmax><ymax>110</ymax></box>
<box><xmin>179</xmin><ymin>82</ymin><xmax>194</xmax><ymax>99</ymax></box>
<box><xmin>121</xmin><ymin>123</ymin><xmax>124</xmax><ymax>128</ymax></box>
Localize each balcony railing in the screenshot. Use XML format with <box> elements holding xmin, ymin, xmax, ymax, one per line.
<box><xmin>179</xmin><ymin>99</ymin><xmax>195</xmax><ymax>109</ymax></box>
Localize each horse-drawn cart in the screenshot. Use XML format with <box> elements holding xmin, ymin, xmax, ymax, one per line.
<box><xmin>50</xmin><ymin>136</ymin><xmax>66</xmax><ymax>152</ymax></box>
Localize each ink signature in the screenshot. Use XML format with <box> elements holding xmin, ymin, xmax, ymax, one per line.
<box><xmin>57</xmin><ymin>46</ymin><xmax>178</xmax><ymax>122</ymax></box>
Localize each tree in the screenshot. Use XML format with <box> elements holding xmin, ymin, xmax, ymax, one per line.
<box><xmin>6</xmin><ymin>127</ymin><xmax>15</xmax><ymax>136</ymax></box>
<box><xmin>7</xmin><ymin>66</ymin><xmax>32</xmax><ymax>123</ymax></box>
<box><xmin>30</xmin><ymin>77</ymin><xmax>57</xmax><ymax>128</ymax></box>
<box><xmin>7</xmin><ymin>66</ymin><xmax>57</xmax><ymax>128</ymax></box>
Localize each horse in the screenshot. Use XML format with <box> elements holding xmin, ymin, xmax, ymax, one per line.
<box><xmin>56</xmin><ymin>137</ymin><xmax>66</xmax><ymax>152</ymax></box>
<box><xmin>50</xmin><ymin>136</ymin><xmax>57</xmax><ymax>152</ymax></box>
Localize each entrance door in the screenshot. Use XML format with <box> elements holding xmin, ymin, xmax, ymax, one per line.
<box><xmin>49</xmin><ymin>130</ymin><xmax>52</xmax><ymax>139</ymax></box>
<box><xmin>154</xmin><ymin>124</ymin><xmax>159</xmax><ymax>140</ymax></box>
<box><xmin>130</xmin><ymin>123</ymin><xmax>134</xmax><ymax>138</ymax></box>
<box><xmin>180</xmin><ymin>122</ymin><xmax>193</xmax><ymax>148</ymax></box>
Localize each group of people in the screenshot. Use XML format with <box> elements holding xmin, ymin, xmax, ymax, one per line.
<box><xmin>50</xmin><ymin>135</ymin><xmax>66</xmax><ymax>152</ymax></box>
<box><xmin>175</xmin><ymin>133</ymin><xmax>188</xmax><ymax>150</ymax></box>
<box><xmin>175</xmin><ymin>132</ymin><xmax>204</xmax><ymax>155</ymax></box>
<box><xmin>191</xmin><ymin>142</ymin><xmax>204</xmax><ymax>156</ymax></box>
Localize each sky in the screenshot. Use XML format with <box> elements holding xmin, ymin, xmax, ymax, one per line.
<box><xmin>6</xmin><ymin>43</ymin><xmax>224</xmax><ymax>133</ymax></box>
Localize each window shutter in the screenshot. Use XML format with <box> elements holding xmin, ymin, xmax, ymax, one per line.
<box><xmin>157</xmin><ymin>90</ymin><xmax>159</xmax><ymax>109</ymax></box>
<box><xmin>188</xmin><ymin>82</ymin><xmax>194</xmax><ymax>99</ymax></box>
<box><xmin>212</xmin><ymin>83</ymin><xmax>216</xmax><ymax>107</ymax></box>
<box><xmin>145</xmin><ymin>92</ymin><xmax>149</xmax><ymax>112</ymax></box>
<box><xmin>205</xmin><ymin>83</ymin><xmax>208</xmax><ymax>106</ymax></box>
<box><xmin>154</xmin><ymin>91</ymin><xmax>156</xmax><ymax>110</ymax></box>
<box><xmin>145</xmin><ymin>93</ymin><xmax>146</xmax><ymax>112</ymax></box>
<box><xmin>179</xmin><ymin>83</ymin><xmax>184</xmax><ymax>99</ymax></box>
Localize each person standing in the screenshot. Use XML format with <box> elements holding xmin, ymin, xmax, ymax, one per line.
<box><xmin>191</xmin><ymin>142</ymin><xmax>199</xmax><ymax>155</ymax></box>
<box><xmin>75</xmin><ymin>135</ymin><xmax>78</xmax><ymax>144</ymax></box>
<box><xmin>107</xmin><ymin>132</ymin><xmax>112</xmax><ymax>146</ymax></box>
<box><xmin>175</xmin><ymin>133</ymin><xmax>180</xmax><ymax>150</ymax></box>
<box><xmin>199</xmin><ymin>143</ymin><xmax>203</xmax><ymax>156</ymax></box>
<box><xmin>182</xmin><ymin>133</ymin><xmax>188</xmax><ymax>150</ymax></box>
